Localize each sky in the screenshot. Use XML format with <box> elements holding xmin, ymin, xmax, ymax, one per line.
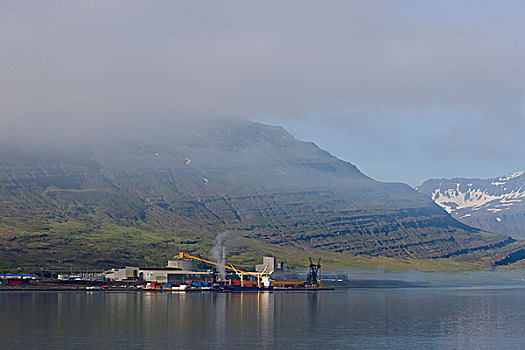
<box><xmin>1</xmin><ymin>1</ymin><xmax>524</xmax><ymax>186</ymax></box>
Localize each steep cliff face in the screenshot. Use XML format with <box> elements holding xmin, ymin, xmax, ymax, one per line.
<box><xmin>417</xmin><ymin>172</ymin><xmax>525</xmax><ymax>239</ymax></box>
<box><xmin>1</xmin><ymin>120</ymin><xmax>522</xmax><ymax>268</ymax></box>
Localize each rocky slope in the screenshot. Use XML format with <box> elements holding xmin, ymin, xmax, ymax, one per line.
<box><xmin>1</xmin><ymin>120</ymin><xmax>523</xmax><ymax>269</ymax></box>
<box><xmin>417</xmin><ymin>172</ymin><xmax>525</xmax><ymax>239</ymax></box>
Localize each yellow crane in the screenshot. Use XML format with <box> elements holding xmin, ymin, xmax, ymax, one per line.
<box><xmin>178</xmin><ymin>252</ymin><xmax>319</xmax><ymax>288</ymax></box>
<box><xmin>178</xmin><ymin>252</ymin><xmax>273</xmax><ymax>288</ymax></box>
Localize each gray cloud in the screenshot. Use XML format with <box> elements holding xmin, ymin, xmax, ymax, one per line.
<box><xmin>1</xmin><ymin>1</ymin><xmax>524</xmax><ymax>182</ymax></box>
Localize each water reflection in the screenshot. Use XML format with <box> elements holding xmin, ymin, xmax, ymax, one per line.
<box><xmin>2</xmin><ymin>288</ymin><xmax>525</xmax><ymax>349</ymax></box>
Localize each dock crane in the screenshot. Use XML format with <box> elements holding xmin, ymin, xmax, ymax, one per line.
<box><xmin>305</xmin><ymin>257</ymin><xmax>321</xmax><ymax>287</ymax></box>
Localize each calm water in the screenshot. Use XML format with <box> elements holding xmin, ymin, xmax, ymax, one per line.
<box><xmin>2</xmin><ymin>287</ymin><xmax>525</xmax><ymax>349</ymax></box>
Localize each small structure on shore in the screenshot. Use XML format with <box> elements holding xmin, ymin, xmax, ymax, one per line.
<box><xmin>0</xmin><ymin>273</ymin><xmax>39</xmax><ymax>286</ymax></box>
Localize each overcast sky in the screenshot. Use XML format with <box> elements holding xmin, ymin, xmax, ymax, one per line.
<box><xmin>1</xmin><ymin>1</ymin><xmax>524</xmax><ymax>185</ymax></box>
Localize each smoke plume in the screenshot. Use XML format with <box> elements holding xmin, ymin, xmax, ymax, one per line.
<box><xmin>210</xmin><ymin>230</ymin><xmax>235</xmax><ymax>279</ymax></box>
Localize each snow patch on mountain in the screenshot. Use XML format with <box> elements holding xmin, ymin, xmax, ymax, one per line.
<box><xmin>500</xmin><ymin>171</ymin><xmax>525</xmax><ymax>181</ymax></box>
<box><xmin>417</xmin><ymin>170</ymin><xmax>525</xmax><ymax>239</ymax></box>
<box><xmin>425</xmin><ymin>171</ymin><xmax>525</xmax><ymax>214</ymax></box>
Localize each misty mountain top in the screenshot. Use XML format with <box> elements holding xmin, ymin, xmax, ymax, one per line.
<box><xmin>0</xmin><ymin>119</ymin><xmax>372</xmax><ymax>194</ymax></box>
<box><xmin>0</xmin><ymin>118</ymin><xmax>315</xmax><ymax>152</ymax></box>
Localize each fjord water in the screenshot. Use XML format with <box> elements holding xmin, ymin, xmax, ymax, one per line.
<box><xmin>2</xmin><ymin>288</ymin><xmax>525</xmax><ymax>349</ymax></box>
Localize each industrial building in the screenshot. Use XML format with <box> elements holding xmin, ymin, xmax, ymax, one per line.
<box><xmin>102</xmin><ymin>254</ymin><xmax>301</xmax><ymax>285</ymax></box>
<box><xmin>103</xmin><ymin>257</ymin><xmax>214</xmax><ymax>283</ymax></box>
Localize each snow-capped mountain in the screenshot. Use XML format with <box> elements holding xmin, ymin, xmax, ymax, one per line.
<box><xmin>417</xmin><ymin>171</ymin><xmax>525</xmax><ymax>239</ymax></box>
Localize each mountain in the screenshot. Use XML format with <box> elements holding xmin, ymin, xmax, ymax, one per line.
<box><xmin>1</xmin><ymin>120</ymin><xmax>524</xmax><ymax>270</ymax></box>
<box><xmin>417</xmin><ymin>172</ymin><xmax>525</xmax><ymax>240</ymax></box>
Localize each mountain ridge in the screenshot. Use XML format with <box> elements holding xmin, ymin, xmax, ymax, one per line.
<box><xmin>1</xmin><ymin>120</ymin><xmax>524</xmax><ymax>270</ymax></box>
<box><xmin>417</xmin><ymin>171</ymin><xmax>525</xmax><ymax>239</ymax></box>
